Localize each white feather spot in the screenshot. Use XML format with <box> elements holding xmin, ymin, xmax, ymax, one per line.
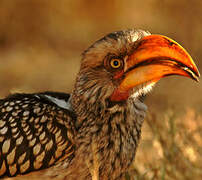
<box><xmin>16</xmin><ymin>136</ymin><xmax>23</xmax><ymax>145</ymax></box>
<box><xmin>23</xmin><ymin>111</ymin><xmax>30</xmax><ymax>116</ymax></box>
<box><xmin>131</xmin><ymin>33</ymin><xmax>140</xmax><ymax>42</ymax></box>
<box><xmin>131</xmin><ymin>82</ymin><xmax>156</xmax><ymax>100</ymax></box>
<box><xmin>131</xmin><ymin>30</ymin><xmax>151</xmax><ymax>42</ymax></box>
<box><xmin>44</xmin><ymin>95</ymin><xmax>71</xmax><ymax>110</ymax></box>
<box><xmin>0</xmin><ymin>120</ymin><xmax>6</xmax><ymax>128</ymax></box>
<box><xmin>6</xmin><ymin>106</ymin><xmax>13</xmax><ymax>112</ymax></box>
<box><xmin>0</xmin><ymin>126</ymin><xmax>8</xmax><ymax>135</ymax></box>
<box><xmin>35</xmin><ymin>95</ymin><xmax>40</xmax><ymax>99</ymax></box>
<box><xmin>2</xmin><ymin>139</ymin><xmax>11</xmax><ymax>154</ymax></box>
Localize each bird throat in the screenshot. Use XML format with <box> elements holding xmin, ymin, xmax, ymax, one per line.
<box><xmin>71</xmin><ymin>87</ymin><xmax>147</xmax><ymax>178</ymax></box>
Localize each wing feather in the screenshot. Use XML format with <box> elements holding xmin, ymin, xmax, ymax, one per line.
<box><xmin>0</xmin><ymin>93</ymin><xmax>76</xmax><ymax>177</ymax></box>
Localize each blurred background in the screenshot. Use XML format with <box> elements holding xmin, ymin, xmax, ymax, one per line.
<box><xmin>0</xmin><ymin>0</ymin><xmax>201</xmax><ymax>179</ymax></box>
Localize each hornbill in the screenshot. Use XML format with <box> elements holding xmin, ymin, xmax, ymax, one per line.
<box><xmin>0</xmin><ymin>29</ymin><xmax>200</xmax><ymax>180</ymax></box>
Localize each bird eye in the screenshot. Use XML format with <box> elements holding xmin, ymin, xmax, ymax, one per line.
<box><xmin>110</xmin><ymin>59</ymin><xmax>123</xmax><ymax>69</ymax></box>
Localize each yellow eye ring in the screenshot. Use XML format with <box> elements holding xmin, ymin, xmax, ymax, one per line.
<box><xmin>110</xmin><ymin>59</ymin><xmax>122</xmax><ymax>69</ymax></box>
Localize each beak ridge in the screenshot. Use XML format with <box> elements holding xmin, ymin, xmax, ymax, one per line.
<box><xmin>110</xmin><ymin>34</ymin><xmax>200</xmax><ymax>102</ymax></box>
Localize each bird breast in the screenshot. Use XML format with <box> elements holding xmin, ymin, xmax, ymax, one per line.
<box><xmin>70</xmin><ymin>98</ymin><xmax>147</xmax><ymax>179</ymax></box>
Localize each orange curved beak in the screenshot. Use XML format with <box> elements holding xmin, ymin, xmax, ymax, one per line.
<box><xmin>111</xmin><ymin>35</ymin><xmax>200</xmax><ymax>101</ymax></box>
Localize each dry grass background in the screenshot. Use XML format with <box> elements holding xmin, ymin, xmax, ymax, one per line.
<box><xmin>0</xmin><ymin>0</ymin><xmax>201</xmax><ymax>179</ymax></box>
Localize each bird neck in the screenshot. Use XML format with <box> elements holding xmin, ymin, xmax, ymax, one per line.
<box><xmin>71</xmin><ymin>82</ymin><xmax>147</xmax><ymax>177</ymax></box>
<box><xmin>71</xmin><ymin>74</ymin><xmax>147</xmax><ymax>130</ymax></box>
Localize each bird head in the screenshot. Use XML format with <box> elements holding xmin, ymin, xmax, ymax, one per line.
<box><xmin>75</xmin><ymin>29</ymin><xmax>199</xmax><ymax>105</ymax></box>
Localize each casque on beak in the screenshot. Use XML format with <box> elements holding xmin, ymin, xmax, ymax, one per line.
<box><xmin>111</xmin><ymin>34</ymin><xmax>200</xmax><ymax>101</ymax></box>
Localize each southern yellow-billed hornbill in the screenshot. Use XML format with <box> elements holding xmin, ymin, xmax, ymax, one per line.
<box><xmin>0</xmin><ymin>29</ymin><xmax>200</xmax><ymax>179</ymax></box>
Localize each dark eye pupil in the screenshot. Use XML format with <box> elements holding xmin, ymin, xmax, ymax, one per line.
<box><xmin>113</xmin><ymin>61</ymin><xmax>119</xmax><ymax>66</ymax></box>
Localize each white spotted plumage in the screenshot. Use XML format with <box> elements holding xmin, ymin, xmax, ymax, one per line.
<box><xmin>0</xmin><ymin>92</ymin><xmax>75</xmax><ymax>178</ymax></box>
